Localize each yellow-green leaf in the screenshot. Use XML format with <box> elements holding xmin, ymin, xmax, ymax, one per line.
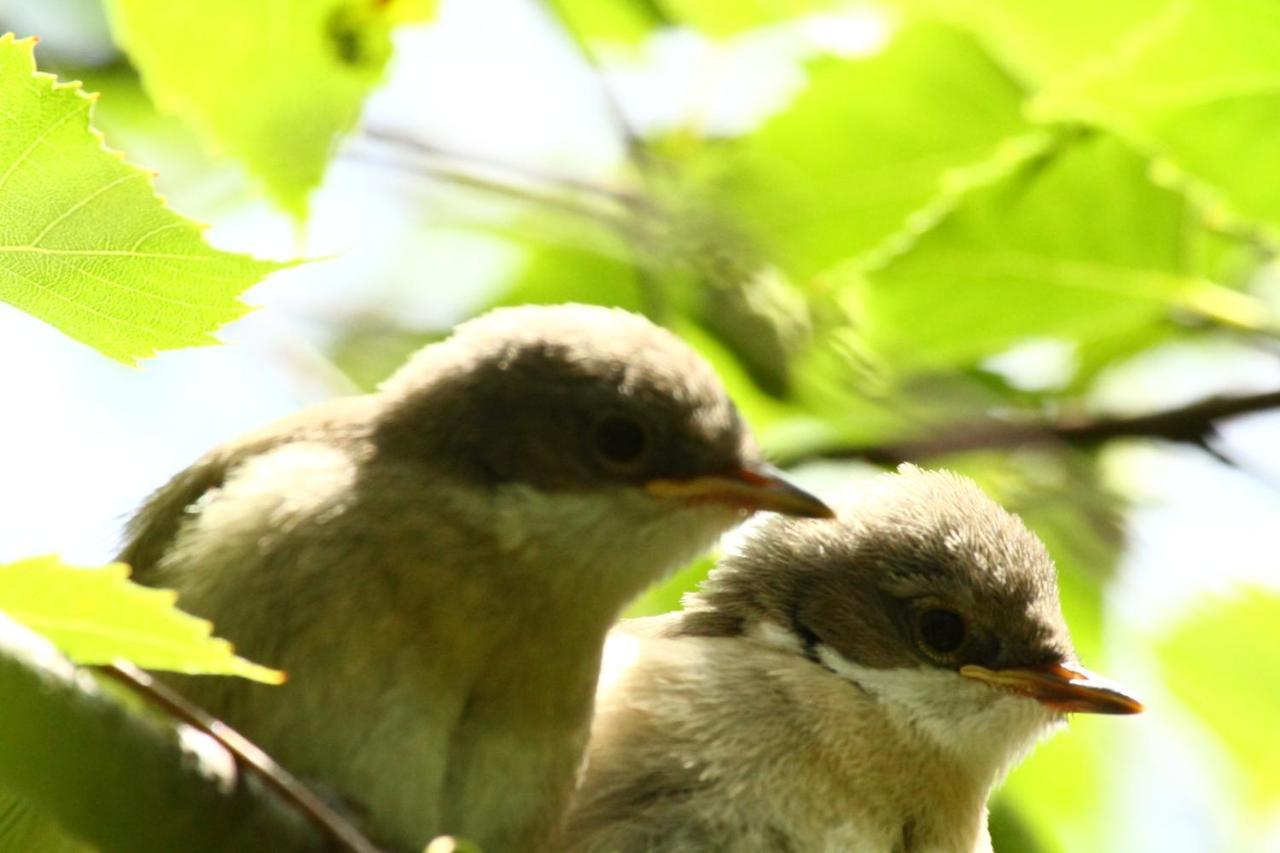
<box><xmin>105</xmin><ymin>0</ymin><xmax>435</xmax><ymax>216</ymax></box>
<box><xmin>1159</xmin><ymin>589</ymin><xmax>1280</xmax><ymax>807</ymax></box>
<box><xmin>0</xmin><ymin>35</ymin><xmax>288</xmax><ymax>364</ymax></box>
<box><xmin>0</xmin><ymin>556</ymin><xmax>282</xmax><ymax>684</ymax></box>
<box><xmin>1044</xmin><ymin>0</ymin><xmax>1280</xmax><ymax>240</ymax></box>
<box><xmin>548</xmin><ymin>0</ymin><xmax>846</xmax><ymax>42</ymax></box>
<box><xmin>718</xmin><ymin>21</ymin><xmax>1034</xmax><ymax>285</ymax></box>
<box><xmin>847</xmin><ymin>133</ymin><xmax>1221</xmax><ymax>376</ymax></box>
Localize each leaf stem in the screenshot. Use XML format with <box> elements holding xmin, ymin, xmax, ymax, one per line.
<box><xmin>101</xmin><ymin>662</ymin><xmax>383</xmax><ymax>853</ymax></box>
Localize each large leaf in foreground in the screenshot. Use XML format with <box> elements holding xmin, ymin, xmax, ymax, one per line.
<box><xmin>0</xmin><ymin>35</ymin><xmax>285</xmax><ymax>364</ymax></box>
<box><xmin>0</xmin><ymin>556</ymin><xmax>281</xmax><ymax>683</ymax></box>
<box><xmin>846</xmin><ymin>132</ymin><xmax>1246</xmax><ymax>376</ymax></box>
<box><xmin>106</xmin><ymin>0</ymin><xmax>437</xmax><ymax>215</ymax></box>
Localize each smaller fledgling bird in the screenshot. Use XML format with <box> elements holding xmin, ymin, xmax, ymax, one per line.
<box><xmin>561</xmin><ymin>465</ymin><xmax>1142</xmax><ymax>853</ymax></box>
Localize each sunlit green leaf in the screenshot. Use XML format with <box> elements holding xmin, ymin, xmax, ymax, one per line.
<box><xmin>495</xmin><ymin>242</ymin><xmax>648</xmax><ymax>313</ymax></box>
<box><xmin>0</xmin><ymin>556</ymin><xmax>282</xmax><ymax>684</ymax></box>
<box><xmin>50</xmin><ymin>62</ymin><xmax>257</xmax><ymax>223</ymax></box>
<box><xmin>385</xmin><ymin>0</ymin><xmax>442</xmax><ymax>24</ymax></box>
<box><xmin>893</xmin><ymin>0</ymin><xmax>1173</xmax><ymax>85</ymax></box>
<box><xmin>1160</xmin><ymin>589</ymin><xmax>1280</xmax><ymax>806</ymax></box>
<box><xmin>1043</xmin><ymin>0</ymin><xmax>1280</xmax><ymax>239</ymax></box>
<box><xmin>105</xmin><ymin>0</ymin><xmax>436</xmax><ymax>216</ymax></box>
<box><xmin>717</xmin><ymin>21</ymin><xmax>1034</xmax><ymax>284</ymax></box>
<box><xmin>0</xmin><ymin>35</ymin><xmax>287</xmax><ymax>364</ymax></box>
<box><xmin>661</xmin><ymin>0</ymin><xmax>845</xmax><ymax>36</ymax></box>
<box><xmin>846</xmin><ymin>132</ymin><xmax>1229</xmax><ymax>375</ymax></box>
<box><xmin>549</xmin><ymin>0</ymin><xmax>847</xmax><ymax>42</ymax></box>
<box><xmin>547</xmin><ymin>0</ymin><xmax>669</xmax><ymax>45</ymax></box>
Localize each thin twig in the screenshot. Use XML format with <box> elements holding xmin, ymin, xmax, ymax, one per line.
<box><xmin>359</xmin><ymin>125</ymin><xmax>654</xmax><ymax>210</ymax></box>
<box><xmin>101</xmin><ymin>663</ymin><xmax>383</xmax><ymax>853</ymax></box>
<box><xmin>780</xmin><ymin>389</ymin><xmax>1280</xmax><ymax>466</ymax></box>
<box><xmin>344</xmin><ymin>138</ymin><xmax>642</xmax><ymax>235</ymax></box>
<box><xmin>535</xmin><ymin>0</ymin><xmax>657</xmax><ymax>175</ymax></box>
<box><xmin>1199</xmin><ymin>433</ymin><xmax>1280</xmax><ymax>495</ymax></box>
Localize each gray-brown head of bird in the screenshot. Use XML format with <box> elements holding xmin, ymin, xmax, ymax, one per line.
<box><xmin>679</xmin><ymin>464</ymin><xmax>1141</xmax><ymax>783</ymax></box>
<box><xmin>371</xmin><ymin>304</ymin><xmax>831</xmax><ymax>605</ymax></box>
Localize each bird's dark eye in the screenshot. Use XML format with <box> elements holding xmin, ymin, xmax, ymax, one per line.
<box><xmin>592</xmin><ymin>415</ymin><xmax>650</xmax><ymax>469</ymax></box>
<box><xmin>918</xmin><ymin>608</ymin><xmax>966</xmax><ymax>655</ymax></box>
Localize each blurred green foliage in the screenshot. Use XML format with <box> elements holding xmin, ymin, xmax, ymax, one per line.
<box><xmin>104</xmin><ymin>0</ymin><xmax>438</xmax><ymax>215</ymax></box>
<box><xmin>2</xmin><ymin>0</ymin><xmax>1278</xmax><ymax>849</ymax></box>
<box><xmin>1160</xmin><ymin>590</ymin><xmax>1280</xmax><ymax>808</ymax></box>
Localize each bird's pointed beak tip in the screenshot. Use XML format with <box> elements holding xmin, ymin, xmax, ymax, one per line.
<box><xmin>960</xmin><ymin>661</ymin><xmax>1144</xmax><ymax>716</ymax></box>
<box><xmin>644</xmin><ymin>463</ymin><xmax>834</xmax><ymax>520</ymax></box>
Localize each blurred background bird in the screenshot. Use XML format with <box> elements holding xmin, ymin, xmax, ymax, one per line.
<box><xmin>118</xmin><ymin>304</ymin><xmax>832</xmax><ymax>852</ymax></box>
<box><xmin>561</xmin><ymin>465</ymin><xmax>1141</xmax><ymax>853</ymax></box>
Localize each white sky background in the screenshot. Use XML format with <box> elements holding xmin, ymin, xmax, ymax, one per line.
<box><xmin>1</xmin><ymin>0</ymin><xmax>1278</xmax><ymax>849</ymax></box>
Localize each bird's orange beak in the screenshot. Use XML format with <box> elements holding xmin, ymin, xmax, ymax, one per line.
<box><xmin>960</xmin><ymin>660</ymin><xmax>1143</xmax><ymax>715</ymax></box>
<box><xmin>644</xmin><ymin>463</ymin><xmax>834</xmax><ymax>519</ymax></box>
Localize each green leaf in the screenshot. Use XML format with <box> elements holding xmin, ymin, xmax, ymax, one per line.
<box><xmin>0</xmin><ymin>556</ymin><xmax>282</xmax><ymax>684</ymax></box>
<box><xmin>717</xmin><ymin>21</ymin><xmax>1034</xmax><ymax>284</ymax></box>
<box><xmin>385</xmin><ymin>0</ymin><xmax>441</xmax><ymax>24</ymax></box>
<box><xmin>894</xmin><ymin>0</ymin><xmax>1174</xmax><ymax>86</ymax></box>
<box><xmin>548</xmin><ymin>0</ymin><xmax>847</xmax><ymax>42</ymax></box>
<box><xmin>105</xmin><ymin>0</ymin><xmax>434</xmax><ymax>216</ymax></box>
<box><xmin>1043</xmin><ymin>0</ymin><xmax>1280</xmax><ymax>239</ymax></box>
<box><xmin>660</xmin><ymin>0</ymin><xmax>845</xmax><ymax>37</ymax></box>
<box><xmin>495</xmin><ymin>242</ymin><xmax>648</xmax><ymax>314</ymax></box>
<box><xmin>1159</xmin><ymin>589</ymin><xmax>1280</xmax><ymax>806</ymax></box>
<box><xmin>0</xmin><ymin>35</ymin><xmax>288</xmax><ymax>364</ymax></box>
<box><xmin>547</xmin><ymin>0</ymin><xmax>670</xmax><ymax>45</ymax></box>
<box><xmin>847</xmin><ymin>132</ymin><xmax>1230</xmax><ymax>375</ymax></box>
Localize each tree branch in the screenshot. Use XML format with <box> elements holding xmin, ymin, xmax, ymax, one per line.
<box><xmin>780</xmin><ymin>390</ymin><xmax>1280</xmax><ymax>466</ymax></box>
<box><xmin>535</xmin><ymin>0</ymin><xmax>657</xmax><ymax>176</ymax></box>
<box><xmin>99</xmin><ymin>664</ymin><xmax>381</xmax><ymax>853</ymax></box>
<box><xmin>0</xmin><ymin>615</ymin><xmax>363</xmax><ymax>853</ymax></box>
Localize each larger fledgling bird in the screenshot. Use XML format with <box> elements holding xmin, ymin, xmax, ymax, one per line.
<box><xmin>561</xmin><ymin>465</ymin><xmax>1141</xmax><ymax>853</ymax></box>
<box><xmin>119</xmin><ymin>304</ymin><xmax>831</xmax><ymax>852</ymax></box>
